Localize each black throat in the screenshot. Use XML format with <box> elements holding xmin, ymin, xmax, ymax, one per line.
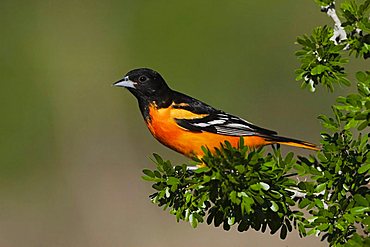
<box><xmin>132</xmin><ymin>87</ymin><xmax>173</xmax><ymax>121</ymax></box>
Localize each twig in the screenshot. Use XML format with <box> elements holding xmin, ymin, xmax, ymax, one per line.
<box><xmin>321</xmin><ymin>2</ymin><xmax>347</xmax><ymax>45</ymax></box>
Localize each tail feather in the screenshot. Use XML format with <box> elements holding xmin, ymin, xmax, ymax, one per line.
<box><xmin>264</xmin><ymin>135</ymin><xmax>319</xmax><ymax>151</ymax></box>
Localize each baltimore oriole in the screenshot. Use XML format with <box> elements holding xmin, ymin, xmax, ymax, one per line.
<box><xmin>114</xmin><ymin>68</ymin><xmax>318</xmax><ymax>159</ymax></box>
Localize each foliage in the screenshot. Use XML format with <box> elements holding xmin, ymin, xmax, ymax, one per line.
<box><xmin>142</xmin><ymin>1</ymin><xmax>370</xmax><ymax>246</ymax></box>
<box><xmin>341</xmin><ymin>0</ymin><xmax>370</xmax><ymax>59</ymax></box>
<box><xmin>297</xmin><ymin>71</ymin><xmax>370</xmax><ymax>245</ymax></box>
<box><xmin>295</xmin><ymin>25</ymin><xmax>350</xmax><ymax>92</ymax></box>
<box><xmin>143</xmin><ymin>143</ymin><xmax>300</xmax><ymax>239</ymax></box>
<box><xmin>296</xmin><ymin>0</ymin><xmax>370</xmax><ymax>92</ymax></box>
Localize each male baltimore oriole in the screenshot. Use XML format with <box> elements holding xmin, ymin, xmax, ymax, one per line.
<box><xmin>114</xmin><ymin>68</ymin><xmax>318</xmax><ymax>159</ymax></box>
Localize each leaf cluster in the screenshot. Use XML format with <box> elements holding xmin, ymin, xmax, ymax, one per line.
<box><xmin>295</xmin><ymin>26</ymin><xmax>350</xmax><ymax>92</ymax></box>
<box><xmin>297</xmin><ymin>71</ymin><xmax>370</xmax><ymax>245</ymax></box>
<box><xmin>341</xmin><ymin>0</ymin><xmax>370</xmax><ymax>59</ymax></box>
<box><xmin>296</xmin><ymin>0</ymin><xmax>370</xmax><ymax>92</ymax></box>
<box><xmin>143</xmin><ymin>142</ymin><xmax>301</xmax><ymax>239</ymax></box>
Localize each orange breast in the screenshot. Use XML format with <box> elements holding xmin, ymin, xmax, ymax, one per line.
<box><xmin>146</xmin><ymin>104</ymin><xmax>267</xmax><ymax>158</ymax></box>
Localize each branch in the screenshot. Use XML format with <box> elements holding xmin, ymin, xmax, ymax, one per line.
<box><xmin>321</xmin><ymin>3</ymin><xmax>347</xmax><ymax>45</ymax></box>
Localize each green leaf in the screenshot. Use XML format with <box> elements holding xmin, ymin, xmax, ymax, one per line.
<box><xmin>318</xmin><ymin>115</ymin><xmax>338</xmax><ymax>131</ymax></box>
<box><xmin>293</xmin><ymin>164</ymin><xmax>305</xmax><ymax>175</ymax></box>
<box><xmin>317</xmin><ymin>223</ymin><xmax>329</xmax><ymax>231</ymax></box>
<box><xmin>299</xmin><ymin>198</ymin><xmax>311</xmax><ymax>209</ymax></box>
<box><xmin>353</xmin><ymin>194</ymin><xmax>369</xmax><ymax>207</ymax></box>
<box><xmin>285</xmin><ymin>152</ymin><xmax>294</xmax><ymax>164</ymax></box>
<box><xmin>241</xmin><ymin>196</ymin><xmax>254</xmax><ymax>214</ymax></box>
<box><xmin>193</xmin><ymin>167</ymin><xmax>210</xmax><ymax>173</ymax></box>
<box><xmin>154</xmin><ymin>170</ymin><xmax>162</xmax><ymax>178</ymax></box>
<box><xmin>141</xmin><ymin>175</ymin><xmax>159</xmax><ymax>182</ymax></box>
<box><xmin>230</xmin><ymin>191</ymin><xmax>240</xmax><ymax>204</ymax></box>
<box><xmin>358</xmin><ymin>163</ymin><xmax>370</xmax><ymax>174</ymax></box>
<box><xmin>297</xmin><ymin>222</ymin><xmax>306</xmax><ymax>236</ymax></box>
<box><xmin>339</xmin><ymin>77</ymin><xmax>351</xmax><ymax>87</ymax></box>
<box><xmin>280</xmin><ymin>224</ymin><xmax>288</xmax><ymax>239</ymax></box>
<box><xmin>153</xmin><ymin>153</ymin><xmax>164</xmax><ymax>164</ymax></box>
<box><xmin>350</xmin><ymin>207</ymin><xmax>370</xmax><ymax>215</ymax></box>
<box><xmin>343</xmin><ymin>214</ymin><xmax>356</xmax><ymax>223</ymax></box>
<box><xmin>363</xmin><ymin>216</ymin><xmax>370</xmax><ymax>227</ymax></box>
<box><xmin>260</xmin><ymin>182</ymin><xmax>270</xmax><ymax>191</ymax></box>
<box><xmin>270</xmin><ymin>201</ymin><xmax>279</xmax><ymax>212</ymax></box>
<box><xmin>344</xmin><ymin>118</ymin><xmax>358</xmax><ymax>130</ymax></box>
<box><xmin>189</xmin><ymin>214</ymin><xmax>198</xmax><ymax>228</ymax></box>
<box><xmin>235</xmin><ymin>165</ymin><xmax>246</xmax><ymax>174</ymax></box>
<box><xmin>311</xmin><ymin>65</ymin><xmax>330</xmax><ymax>75</ymax></box>
<box><xmin>167</xmin><ymin>177</ymin><xmax>180</xmax><ymax>185</ymax></box>
<box><xmin>315</xmin><ymin>183</ymin><xmax>326</xmax><ymax>193</ymax></box>
<box><xmin>356</xmin><ymin>71</ymin><xmax>367</xmax><ymax>82</ymax></box>
<box><xmin>228</xmin><ymin>217</ymin><xmax>235</xmax><ymax>226</ymax></box>
<box><xmin>314</xmin><ymin>198</ymin><xmax>325</xmax><ymax>209</ymax></box>
<box><xmin>357</xmin><ymin>120</ymin><xmax>370</xmax><ymax>131</ymax></box>
<box><xmin>143</xmin><ymin>169</ymin><xmax>155</xmax><ymax>178</ymax></box>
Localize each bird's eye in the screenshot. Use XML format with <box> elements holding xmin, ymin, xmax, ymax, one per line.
<box><xmin>139</xmin><ymin>76</ymin><xmax>148</xmax><ymax>82</ymax></box>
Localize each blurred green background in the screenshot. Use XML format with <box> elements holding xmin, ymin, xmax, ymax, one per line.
<box><xmin>1</xmin><ymin>0</ymin><xmax>365</xmax><ymax>246</ymax></box>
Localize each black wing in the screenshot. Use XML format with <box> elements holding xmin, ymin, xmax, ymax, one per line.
<box><xmin>171</xmin><ymin>91</ymin><xmax>219</xmax><ymax>115</ymax></box>
<box><xmin>171</xmin><ymin>91</ymin><xmax>277</xmax><ymax>137</ymax></box>
<box><xmin>175</xmin><ymin>112</ymin><xmax>277</xmax><ymax>136</ymax></box>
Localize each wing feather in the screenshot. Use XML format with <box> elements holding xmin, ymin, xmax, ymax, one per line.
<box><xmin>171</xmin><ymin>91</ymin><xmax>277</xmax><ymax>137</ymax></box>
<box><xmin>175</xmin><ymin>112</ymin><xmax>277</xmax><ymax>136</ymax></box>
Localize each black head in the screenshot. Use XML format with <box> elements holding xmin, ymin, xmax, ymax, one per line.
<box><xmin>114</xmin><ymin>68</ymin><xmax>171</xmax><ymax>102</ymax></box>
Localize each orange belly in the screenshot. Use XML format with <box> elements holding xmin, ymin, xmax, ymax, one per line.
<box><xmin>146</xmin><ymin>104</ymin><xmax>268</xmax><ymax>158</ymax></box>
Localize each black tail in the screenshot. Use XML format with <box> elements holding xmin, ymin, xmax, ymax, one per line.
<box><xmin>264</xmin><ymin>135</ymin><xmax>319</xmax><ymax>151</ymax></box>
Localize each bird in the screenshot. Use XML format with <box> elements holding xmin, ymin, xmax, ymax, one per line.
<box><xmin>114</xmin><ymin>68</ymin><xmax>318</xmax><ymax>160</ymax></box>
